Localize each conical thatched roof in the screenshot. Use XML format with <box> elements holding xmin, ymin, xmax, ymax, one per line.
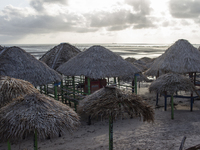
<box><xmin>149</xmin><ymin>73</ymin><xmax>195</xmax><ymax>95</ymax></box>
<box><xmin>0</xmin><ymin>76</ymin><xmax>39</xmax><ymax>108</ymax></box>
<box><xmin>79</xmin><ymin>86</ymin><xmax>154</xmax><ymax>122</ymax></box>
<box><xmin>145</xmin><ymin>39</ymin><xmax>200</xmax><ymax>76</ymax></box>
<box><xmin>0</xmin><ymin>93</ymin><xmax>80</xmax><ymax>142</ymax></box>
<box><xmin>0</xmin><ymin>46</ymin><xmax>62</xmax><ymax>86</ymax></box>
<box><xmin>39</xmin><ymin>43</ymin><xmax>81</xmax><ymax>70</ymax></box>
<box><xmin>0</xmin><ymin>45</ymin><xmax>3</xmax><ymax>51</ymax></box>
<box><xmin>57</xmin><ymin>45</ymin><xmax>141</xmax><ymax>79</ymax></box>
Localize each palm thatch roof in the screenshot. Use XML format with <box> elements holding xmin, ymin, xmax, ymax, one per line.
<box><xmin>0</xmin><ymin>46</ymin><xmax>62</xmax><ymax>86</ymax></box>
<box><xmin>57</xmin><ymin>45</ymin><xmax>141</xmax><ymax>79</ymax></box>
<box><xmin>79</xmin><ymin>86</ymin><xmax>154</xmax><ymax>122</ymax></box>
<box><xmin>125</xmin><ymin>57</ymin><xmax>137</xmax><ymax>63</ymax></box>
<box><xmin>145</xmin><ymin>39</ymin><xmax>200</xmax><ymax>76</ymax></box>
<box><xmin>198</xmin><ymin>46</ymin><xmax>200</xmax><ymax>51</ymax></box>
<box><xmin>0</xmin><ymin>76</ymin><xmax>39</xmax><ymax>108</ymax></box>
<box><xmin>39</xmin><ymin>43</ymin><xmax>81</xmax><ymax>70</ymax></box>
<box><xmin>149</xmin><ymin>73</ymin><xmax>195</xmax><ymax>95</ymax></box>
<box><xmin>0</xmin><ymin>45</ymin><xmax>3</xmax><ymax>51</ymax></box>
<box><xmin>0</xmin><ymin>93</ymin><xmax>80</xmax><ymax>142</ymax></box>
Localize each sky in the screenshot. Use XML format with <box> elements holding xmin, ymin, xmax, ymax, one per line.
<box><xmin>0</xmin><ymin>0</ymin><xmax>200</xmax><ymax>44</ymax></box>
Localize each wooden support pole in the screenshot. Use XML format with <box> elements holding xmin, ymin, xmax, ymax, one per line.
<box><xmin>118</xmin><ymin>77</ymin><xmax>120</xmax><ymax>88</ymax></box>
<box><xmin>7</xmin><ymin>140</ymin><xmax>11</xmax><ymax>150</ymax></box>
<box><xmin>34</xmin><ymin>130</ymin><xmax>38</xmax><ymax>150</ymax></box>
<box><xmin>87</xmin><ymin>77</ymin><xmax>91</xmax><ymax>95</ymax></box>
<box><xmin>61</xmin><ymin>80</ymin><xmax>64</xmax><ymax>103</ymax></box>
<box><xmin>132</xmin><ymin>80</ymin><xmax>134</xmax><ymax>93</ymax></box>
<box><xmin>164</xmin><ymin>91</ymin><xmax>167</xmax><ymax>111</ymax></box>
<box><xmin>54</xmin><ymin>83</ymin><xmax>58</xmax><ymax>100</ymax></box>
<box><xmin>114</xmin><ymin>77</ymin><xmax>116</xmax><ymax>84</ymax></box>
<box><xmin>171</xmin><ymin>95</ymin><xmax>174</xmax><ymax>120</ymax></box>
<box><xmin>109</xmin><ymin>114</ymin><xmax>113</xmax><ymax>150</ymax></box>
<box><xmin>72</xmin><ymin>76</ymin><xmax>75</xmax><ymax>99</ymax></box>
<box><xmin>134</xmin><ymin>75</ymin><xmax>137</xmax><ymax>94</ymax></box>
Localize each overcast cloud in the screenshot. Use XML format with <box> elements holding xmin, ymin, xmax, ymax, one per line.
<box><xmin>1</xmin><ymin>0</ymin><xmax>200</xmax><ymax>43</ymax></box>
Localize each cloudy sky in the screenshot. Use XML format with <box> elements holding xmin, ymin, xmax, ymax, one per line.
<box><xmin>0</xmin><ymin>0</ymin><xmax>200</xmax><ymax>44</ymax></box>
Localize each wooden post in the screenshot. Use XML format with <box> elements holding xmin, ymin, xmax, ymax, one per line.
<box><xmin>72</xmin><ymin>76</ymin><xmax>75</xmax><ymax>99</ymax></box>
<box><xmin>114</xmin><ymin>77</ymin><xmax>116</xmax><ymax>84</ymax></box>
<box><xmin>54</xmin><ymin>83</ymin><xmax>58</xmax><ymax>100</ymax></box>
<box><xmin>134</xmin><ymin>75</ymin><xmax>137</xmax><ymax>94</ymax></box>
<box><xmin>132</xmin><ymin>80</ymin><xmax>134</xmax><ymax>93</ymax></box>
<box><xmin>171</xmin><ymin>95</ymin><xmax>174</xmax><ymax>119</ymax></box>
<box><xmin>34</xmin><ymin>130</ymin><xmax>38</xmax><ymax>150</ymax></box>
<box><xmin>156</xmin><ymin>93</ymin><xmax>159</xmax><ymax>106</ymax></box>
<box><xmin>7</xmin><ymin>140</ymin><xmax>11</xmax><ymax>150</ymax></box>
<box><xmin>87</xmin><ymin>77</ymin><xmax>91</xmax><ymax>125</ymax></box>
<box><xmin>109</xmin><ymin>114</ymin><xmax>113</xmax><ymax>150</ymax></box>
<box><xmin>61</xmin><ymin>80</ymin><xmax>64</xmax><ymax>103</ymax></box>
<box><xmin>164</xmin><ymin>91</ymin><xmax>167</xmax><ymax>111</ymax></box>
<box><xmin>87</xmin><ymin>77</ymin><xmax>91</xmax><ymax>95</ymax></box>
<box><xmin>118</xmin><ymin>77</ymin><xmax>120</xmax><ymax>88</ymax></box>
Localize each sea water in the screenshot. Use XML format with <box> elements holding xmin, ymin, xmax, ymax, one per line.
<box><xmin>2</xmin><ymin>43</ymin><xmax>200</xmax><ymax>60</ymax></box>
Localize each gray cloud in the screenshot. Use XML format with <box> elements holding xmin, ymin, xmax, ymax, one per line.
<box><xmin>169</xmin><ymin>0</ymin><xmax>200</xmax><ymax>18</ymax></box>
<box><xmin>89</xmin><ymin>7</ymin><xmax>155</xmax><ymax>31</ymax></box>
<box><xmin>125</xmin><ymin>0</ymin><xmax>152</xmax><ymax>15</ymax></box>
<box><xmin>0</xmin><ymin>5</ymin><xmax>97</xmax><ymax>40</ymax></box>
<box><xmin>30</xmin><ymin>0</ymin><xmax>68</xmax><ymax>12</ymax></box>
<box><xmin>0</xmin><ymin>0</ymin><xmax>156</xmax><ymax>43</ymax></box>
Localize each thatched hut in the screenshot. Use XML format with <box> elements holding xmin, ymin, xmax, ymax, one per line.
<box><xmin>149</xmin><ymin>73</ymin><xmax>196</xmax><ymax>119</ymax></box>
<box><xmin>57</xmin><ymin>45</ymin><xmax>141</xmax><ymax>79</ymax></box>
<box><xmin>0</xmin><ymin>46</ymin><xmax>62</xmax><ymax>86</ymax></box>
<box><xmin>0</xmin><ymin>93</ymin><xmax>80</xmax><ymax>143</ymax></box>
<box><xmin>0</xmin><ymin>45</ymin><xmax>3</xmax><ymax>51</ymax></box>
<box><xmin>40</xmin><ymin>43</ymin><xmax>81</xmax><ymax>70</ymax></box>
<box><xmin>145</xmin><ymin>39</ymin><xmax>200</xmax><ymax>76</ymax></box>
<box><xmin>0</xmin><ymin>76</ymin><xmax>39</xmax><ymax>108</ymax></box>
<box><xmin>149</xmin><ymin>73</ymin><xmax>195</xmax><ymax>95</ymax></box>
<box><xmin>79</xmin><ymin>86</ymin><xmax>154</xmax><ymax>150</ymax></box>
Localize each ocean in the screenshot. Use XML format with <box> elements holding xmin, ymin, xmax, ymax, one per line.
<box><xmin>2</xmin><ymin>43</ymin><xmax>200</xmax><ymax>60</ymax></box>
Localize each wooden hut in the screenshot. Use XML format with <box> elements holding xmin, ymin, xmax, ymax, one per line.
<box><xmin>145</xmin><ymin>39</ymin><xmax>200</xmax><ymax>76</ymax></box>
<box><xmin>56</xmin><ymin>45</ymin><xmax>141</xmax><ymax>94</ymax></box>
<box><xmin>40</xmin><ymin>43</ymin><xmax>81</xmax><ymax>70</ymax></box>
<box><xmin>0</xmin><ymin>93</ymin><xmax>80</xmax><ymax>149</ymax></box>
<box><xmin>79</xmin><ymin>86</ymin><xmax>154</xmax><ymax>150</ymax></box>
<box><xmin>149</xmin><ymin>73</ymin><xmax>196</xmax><ymax>119</ymax></box>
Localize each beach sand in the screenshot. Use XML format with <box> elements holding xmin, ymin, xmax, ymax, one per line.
<box><xmin>1</xmin><ymin>82</ymin><xmax>200</xmax><ymax>150</ymax></box>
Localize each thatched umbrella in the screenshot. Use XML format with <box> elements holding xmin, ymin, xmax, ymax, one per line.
<box><xmin>40</xmin><ymin>43</ymin><xmax>81</xmax><ymax>70</ymax></box>
<box><xmin>0</xmin><ymin>46</ymin><xmax>62</xmax><ymax>86</ymax></box>
<box><xmin>0</xmin><ymin>45</ymin><xmax>3</xmax><ymax>51</ymax></box>
<box><xmin>79</xmin><ymin>86</ymin><xmax>154</xmax><ymax>150</ymax></box>
<box><xmin>145</xmin><ymin>39</ymin><xmax>200</xmax><ymax>76</ymax></box>
<box><xmin>149</xmin><ymin>73</ymin><xmax>195</xmax><ymax>119</ymax></box>
<box><xmin>0</xmin><ymin>76</ymin><xmax>39</xmax><ymax>108</ymax></box>
<box><xmin>0</xmin><ymin>93</ymin><xmax>80</xmax><ymax>149</ymax></box>
<box><xmin>57</xmin><ymin>45</ymin><xmax>141</xmax><ymax>79</ymax></box>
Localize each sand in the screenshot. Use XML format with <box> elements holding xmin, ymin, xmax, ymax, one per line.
<box><xmin>1</xmin><ymin>82</ymin><xmax>200</xmax><ymax>150</ymax></box>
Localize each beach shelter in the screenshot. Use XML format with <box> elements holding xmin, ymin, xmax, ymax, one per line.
<box><xmin>149</xmin><ymin>73</ymin><xmax>196</xmax><ymax>119</ymax></box>
<box><xmin>56</xmin><ymin>45</ymin><xmax>141</xmax><ymax>94</ymax></box>
<box><xmin>79</xmin><ymin>86</ymin><xmax>154</xmax><ymax>150</ymax></box>
<box><xmin>40</xmin><ymin>43</ymin><xmax>81</xmax><ymax>70</ymax></box>
<box><xmin>0</xmin><ymin>93</ymin><xmax>80</xmax><ymax>150</ymax></box>
<box><xmin>0</xmin><ymin>46</ymin><xmax>62</xmax><ymax>86</ymax></box>
<box><xmin>0</xmin><ymin>76</ymin><xmax>39</xmax><ymax>108</ymax></box>
<box><xmin>0</xmin><ymin>45</ymin><xmax>3</xmax><ymax>51</ymax></box>
<box><xmin>145</xmin><ymin>39</ymin><xmax>200</xmax><ymax>76</ymax></box>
